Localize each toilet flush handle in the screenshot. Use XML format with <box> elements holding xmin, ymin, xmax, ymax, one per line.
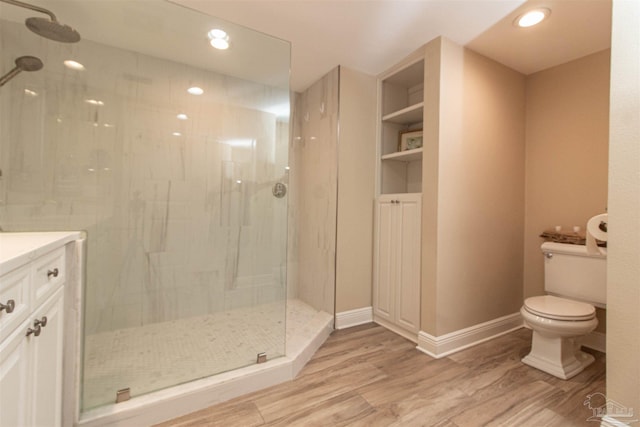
<box><xmin>545</xmin><ymin>252</ymin><xmax>553</xmax><ymax>259</ymax></box>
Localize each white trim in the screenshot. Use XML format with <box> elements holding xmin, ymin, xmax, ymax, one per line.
<box><xmin>416</xmin><ymin>313</ymin><xmax>523</xmax><ymax>359</ymax></box>
<box><xmin>335</xmin><ymin>307</ymin><xmax>373</xmax><ymax>329</ymax></box>
<box><xmin>374</xmin><ymin>317</ymin><xmax>418</xmax><ymax>343</ymax></box>
<box><xmin>582</xmin><ymin>331</ymin><xmax>606</xmax><ymax>353</ymax></box>
<box><xmin>600</xmin><ymin>415</ymin><xmax>632</xmax><ymax>427</ymax></box>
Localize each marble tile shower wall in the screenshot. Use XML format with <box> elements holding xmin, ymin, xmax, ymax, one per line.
<box><xmin>0</xmin><ymin>20</ymin><xmax>289</xmax><ymax>334</ymax></box>
<box><xmin>289</xmin><ymin>67</ymin><xmax>338</xmax><ymax>315</ymax></box>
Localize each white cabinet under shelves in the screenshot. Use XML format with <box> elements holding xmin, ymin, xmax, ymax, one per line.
<box><xmin>380</xmin><ymin>58</ymin><xmax>425</xmax><ymax>194</ymax></box>
<box><xmin>373</xmin><ymin>194</ymin><xmax>421</xmax><ymax>340</ymax></box>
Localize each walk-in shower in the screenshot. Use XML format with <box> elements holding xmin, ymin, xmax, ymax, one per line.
<box><xmin>0</xmin><ymin>1</ymin><xmax>333</xmax><ymax>425</ymax></box>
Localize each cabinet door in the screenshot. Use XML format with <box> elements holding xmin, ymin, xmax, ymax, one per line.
<box><xmin>0</xmin><ymin>320</ymin><xmax>31</xmax><ymax>427</ymax></box>
<box><xmin>396</xmin><ymin>195</ymin><xmax>421</xmax><ymax>333</ymax></box>
<box><xmin>29</xmin><ymin>287</ymin><xmax>64</xmax><ymax>427</ymax></box>
<box><xmin>373</xmin><ymin>198</ymin><xmax>396</xmax><ymax>322</ymax></box>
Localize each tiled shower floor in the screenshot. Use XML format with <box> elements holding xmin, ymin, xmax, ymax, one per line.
<box><xmin>82</xmin><ymin>299</ymin><xmax>332</xmax><ymax>410</ymax></box>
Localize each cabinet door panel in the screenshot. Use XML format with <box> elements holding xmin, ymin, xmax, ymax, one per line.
<box><xmin>0</xmin><ymin>266</ymin><xmax>31</xmax><ymax>343</ymax></box>
<box><xmin>0</xmin><ymin>321</ymin><xmax>31</xmax><ymax>427</ymax></box>
<box><xmin>373</xmin><ymin>200</ymin><xmax>396</xmax><ymax>321</ymax></box>
<box><xmin>396</xmin><ymin>196</ymin><xmax>421</xmax><ymax>333</ymax></box>
<box><xmin>30</xmin><ymin>287</ymin><xmax>64</xmax><ymax>427</ymax></box>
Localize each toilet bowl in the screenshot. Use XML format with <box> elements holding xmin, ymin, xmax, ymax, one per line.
<box><xmin>520</xmin><ymin>239</ymin><xmax>606</xmax><ymax>380</ymax></box>
<box><xmin>521</xmin><ymin>295</ymin><xmax>598</xmax><ymax>379</ymax></box>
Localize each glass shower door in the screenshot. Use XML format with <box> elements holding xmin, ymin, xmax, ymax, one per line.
<box><xmin>0</xmin><ymin>0</ymin><xmax>290</xmax><ymax>412</ymax></box>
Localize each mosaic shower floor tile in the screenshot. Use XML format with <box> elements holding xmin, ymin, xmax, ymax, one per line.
<box><xmin>82</xmin><ymin>299</ymin><xmax>331</xmax><ymax>410</ymax></box>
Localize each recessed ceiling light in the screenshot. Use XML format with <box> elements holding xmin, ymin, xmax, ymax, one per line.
<box><xmin>514</xmin><ymin>8</ymin><xmax>550</xmax><ymax>28</ymax></box>
<box><xmin>24</xmin><ymin>89</ymin><xmax>38</xmax><ymax>96</ymax></box>
<box><xmin>85</xmin><ymin>99</ymin><xmax>105</xmax><ymax>106</ymax></box>
<box><xmin>208</xmin><ymin>29</ymin><xmax>227</xmax><ymax>39</ymax></box>
<box><xmin>210</xmin><ymin>38</ymin><xmax>229</xmax><ymax>50</ymax></box>
<box><xmin>177</xmin><ymin>113</ymin><xmax>188</xmax><ymax>120</ymax></box>
<box><xmin>187</xmin><ymin>86</ymin><xmax>204</xmax><ymax>95</ymax></box>
<box><xmin>64</xmin><ymin>60</ymin><xmax>85</xmax><ymax>70</ymax></box>
<box><xmin>208</xmin><ymin>28</ymin><xmax>230</xmax><ymax>50</ymax></box>
<box><xmin>172</xmin><ymin>131</ymin><xmax>182</xmax><ymax>136</ymax></box>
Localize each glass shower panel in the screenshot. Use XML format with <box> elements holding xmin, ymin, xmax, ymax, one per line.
<box><xmin>0</xmin><ymin>0</ymin><xmax>289</xmax><ymax>412</ymax></box>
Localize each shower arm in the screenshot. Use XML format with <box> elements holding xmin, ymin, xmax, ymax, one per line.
<box><xmin>0</xmin><ymin>0</ymin><xmax>57</xmax><ymax>22</ymax></box>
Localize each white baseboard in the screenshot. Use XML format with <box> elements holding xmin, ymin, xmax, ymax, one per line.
<box><xmin>374</xmin><ymin>317</ymin><xmax>418</xmax><ymax>343</ymax></box>
<box><xmin>582</xmin><ymin>331</ymin><xmax>606</xmax><ymax>353</ymax></box>
<box><xmin>417</xmin><ymin>313</ymin><xmax>523</xmax><ymax>359</ymax></box>
<box><xmin>335</xmin><ymin>306</ymin><xmax>373</xmax><ymax>329</ymax></box>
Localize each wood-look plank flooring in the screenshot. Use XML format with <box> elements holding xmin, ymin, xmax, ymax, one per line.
<box><xmin>154</xmin><ymin>324</ymin><xmax>605</xmax><ymax>427</ymax></box>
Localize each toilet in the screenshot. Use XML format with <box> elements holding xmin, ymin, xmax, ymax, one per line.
<box><xmin>521</xmin><ymin>241</ymin><xmax>606</xmax><ymax>379</ymax></box>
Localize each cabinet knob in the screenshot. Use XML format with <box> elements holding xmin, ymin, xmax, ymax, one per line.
<box><xmin>34</xmin><ymin>316</ymin><xmax>48</xmax><ymax>328</ymax></box>
<box><xmin>26</xmin><ymin>325</ymin><xmax>41</xmax><ymax>337</ymax></box>
<box><xmin>47</xmin><ymin>268</ymin><xmax>59</xmax><ymax>279</ymax></box>
<box><xmin>0</xmin><ymin>299</ymin><xmax>15</xmax><ymax>313</ymax></box>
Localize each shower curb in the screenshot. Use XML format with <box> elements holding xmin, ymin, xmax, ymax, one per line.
<box><xmin>76</xmin><ymin>315</ymin><xmax>333</xmax><ymax>427</ymax></box>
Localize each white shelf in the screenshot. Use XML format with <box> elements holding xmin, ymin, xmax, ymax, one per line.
<box><xmin>382</xmin><ymin>102</ymin><xmax>424</xmax><ymax>125</ymax></box>
<box><xmin>381</xmin><ymin>148</ymin><xmax>423</xmax><ymax>162</ymax></box>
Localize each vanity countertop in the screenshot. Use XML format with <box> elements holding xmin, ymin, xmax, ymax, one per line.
<box><xmin>0</xmin><ymin>231</ymin><xmax>83</xmax><ymax>275</ymax></box>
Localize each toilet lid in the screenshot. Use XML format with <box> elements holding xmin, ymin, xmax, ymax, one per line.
<box><xmin>524</xmin><ymin>295</ymin><xmax>595</xmax><ymax>321</ymax></box>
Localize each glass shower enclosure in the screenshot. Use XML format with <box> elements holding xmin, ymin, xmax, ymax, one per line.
<box><xmin>0</xmin><ymin>0</ymin><xmax>290</xmax><ymax>412</ymax></box>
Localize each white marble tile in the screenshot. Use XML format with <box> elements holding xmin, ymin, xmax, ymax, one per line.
<box><xmin>288</xmin><ymin>68</ymin><xmax>339</xmax><ymax>315</ymax></box>
<box><xmin>0</xmin><ymin>17</ymin><xmax>290</xmax><ymax>334</ymax></box>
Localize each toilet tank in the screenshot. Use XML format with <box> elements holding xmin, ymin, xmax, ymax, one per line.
<box><xmin>541</xmin><ymin>242</ymin><xmax>607</xmax><ymax>307</ymax></box>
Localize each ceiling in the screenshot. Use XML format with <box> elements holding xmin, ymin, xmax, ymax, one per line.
<box><xmin>0</xmin><ymin>0</ymin><xmax>611</xmax><ymax>92</ymax></box>
<box><xmin>175</xmin><ymin>0</ymin><xmax>612</xmax><ymax>92</ymax></box>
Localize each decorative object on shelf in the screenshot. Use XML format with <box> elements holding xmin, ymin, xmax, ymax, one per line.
<box><xmin>398</xmin><ymin>129</ymin><xmax>423</xmax><ymax>151</ymax></box>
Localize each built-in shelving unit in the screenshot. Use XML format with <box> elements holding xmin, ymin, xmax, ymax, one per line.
<box><xmin>381</xmin><ymin>102</ymin><xmax>424</xmax><ymax>124</ymax></box>
<box><xmin>381</xmin><ymin>147</ymin><xmax>423</xmax><ymax>162</ymax></box>
<box><xmin>379</xmin><ymin>58</ymin><xmax>425</xmax><ymax>194</ymax></box>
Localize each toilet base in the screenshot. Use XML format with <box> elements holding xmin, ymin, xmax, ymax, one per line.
<box><xmin>522</xmin><ymin>331</ymin><xmax>595</xmax><ymax>379</ymax></box>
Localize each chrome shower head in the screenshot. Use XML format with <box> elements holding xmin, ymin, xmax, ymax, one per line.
<box><xmin>0</xmin><ymin>56</ymin><xmax>43</xmax><ymax>87</ymax></box>
<box><xmin>0</xmin><ymin>0</ymin><xmax>81</xmax><ymax>43</ymax></box>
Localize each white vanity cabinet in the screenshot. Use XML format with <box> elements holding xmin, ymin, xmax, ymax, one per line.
<box><xmin>0</xmin><ymin>232</ymin><xmax>80</xmax><ymax>427</ymax></box>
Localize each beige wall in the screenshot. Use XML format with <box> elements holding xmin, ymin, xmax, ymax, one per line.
<box><xmin>523</xmin><ymin>50</ymin><xmax>610</xmax><ymax>303</ymax></box>
<box><xmin>607</xmin><ymin>0</ymin><xmax>640</xmax><ymax>419</ymax></box>
<box><xmin>335</xmin><ymin>67</ymin><xmax>377</xmax><ymax>313</ymax></box>
<box><xmin>422</xmin><ymin>37</ymin><xmax>526</xmax><ymax>335</ymax></box>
